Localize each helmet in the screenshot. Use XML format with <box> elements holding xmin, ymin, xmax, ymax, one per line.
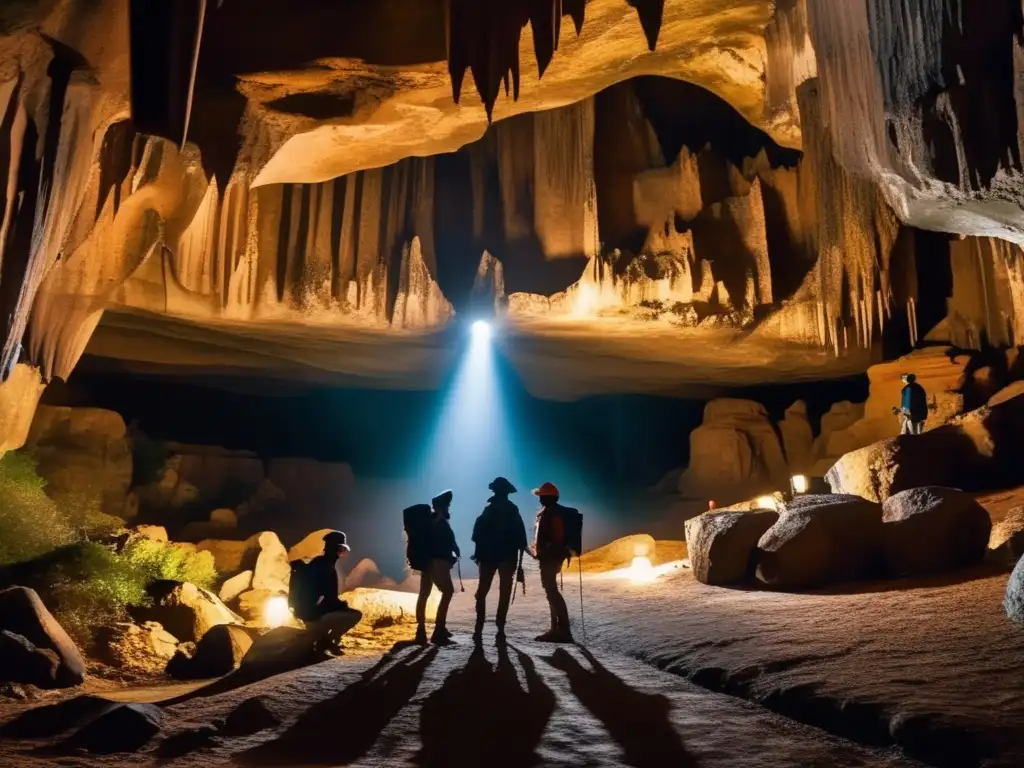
<box><xmin>323</xmin><ymin>530</ymin><xmax>350</xmax><ymax>551</ymax></box>
<box><xmin>533</xmin><ymin>481</ymin><xmax>560</xmax><ymax>499</ymax></box>
<box><xmin>488</xmin><ymin>476</ymin><xmax>517</xmax><ymax>495</ymax></box>
<box><xmin>432</xmin><ymin>489</ymin><xmax>454</xmax><ymax>508</ymax></box>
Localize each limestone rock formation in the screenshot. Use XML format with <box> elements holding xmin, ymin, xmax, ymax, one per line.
<box><xmin>990</xmin><ymin>507</ymin><xmax>1024</xmax><ymax>563</ymax></box>
<box><xmin>25</xmin><ymin>406</ymin><xmax>133</xmax><ymax>517</ymax></box>
<box><xmin>288</xmin><ymin>529</ymin><xmax>339</xmax><ymax>563</ymax></box>
<box><xmin>95</xmin><ymin>622</ymin><xmax>179</xmax><ymax>675</ymax></box>
<box><xmin>779</xmin><ymin>400</ymin><xmax>814</xmax><ymax>473</ymax></box>
<box><xmin>0</xmin><ymin>630</ymin><xmax>61</xmax><ymax>689</ymax></box>
<box><xmin>575</xmin><ymin>534</ymin><xmax>656</xmax><ymax>573</ymax></box>
<box><xmin>64</xmin><ymin>702</ymin><xmax>164</xmax><ymax>754</ymax></box>
<box><xmin>219</xmin><ymin>570</ymin><xmax>254</xmax><ymax>604</ymax></box>
<box><xmin>685</xmin><ymin>509</ymin><xmax>779</xmax><ymax>586</ymax></box>
<box><xmin>680</xmin><ymin>399</ymin><xmax>789</xmax><ymax>503</ymax></box>
<box><xmin>221</xmin><ymin>696</ymin><xmax>281</xmax><ymax>737</ymax></box>
<box><xmin>0</xmin><ymin>586</ymin><xmax>85</xmax><ymax>687</ymax></box>
<box><xmin>166</xmin><ymin>624</ymin><xmax>254</xmax><ymax>680</ymax></box>
<box><xmin>756</xmin><ymin>494</ymin><xmax>885</xmax><ymax>588</ymax></box>
<box><xmin>251</xmin><ymin>531</ymin><xmax>291</xmax><ymax>594</ymax></box>
<box><xmin>881</xmin><ymin>487</ymin><xmax>991</xmax><ymax>577</ymax></box>
<box><xmin>137</xmin><ymin>581</ymin><xmax>242</xmax><ymax>644</ymax></box>
<box><xmin>1006</xmin><ymin>554</ymin><xmax>1024</xmax><ymax>624</ymax></box>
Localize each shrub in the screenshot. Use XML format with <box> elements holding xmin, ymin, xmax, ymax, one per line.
<box><xmin>0</xmin><ymin>452</ymin><xmax>75</xmax><ymax>567</ymax></box>
<box><xmin>120</xmin><ymin>537</ymin><xmax>217</xmax><ymax>590</ymax></box>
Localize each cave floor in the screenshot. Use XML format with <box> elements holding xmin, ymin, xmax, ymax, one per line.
<box><xmin>3</xmin><ymin>493</ymin><xmax>1023</xmax><ymax>767</ymax></box>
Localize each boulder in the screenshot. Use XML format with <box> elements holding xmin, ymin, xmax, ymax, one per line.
<box><xmin>95</xmin><ymin>622</ymin><xmax>179</xmax><ymax>674</ymax></box>
<box><xmin>266</xmin><ymin>458</ymin><xmax>354</xmax><ymax>523</ymax></box>
<box><xmin>811</xmin><ymin>401</ymin><xmax>865</xmax><ymax>470</ymax></box>
<box><xmin>576</xmin><ymin>534</ymin><xmax>656</xmax><ymax>573</ymax></box>
<box><xmin>1005</xmin><ymin>554</ymin><xmax>1024</xmax><ymax>623</ymax></box>
<box><xmin>167</xmin><ymin>624</ymin><xmax>254</xmax><ymax>679</ymax></box>
<box><xmin>251</xmin><ymin>531</ymin><xmax>290</xmax><ymax>593</ymax></box>
<box><xmin>345</xmin><ymin>558</ymin><xmax>383</xmax><ymax>590</ymax></box>
<box><xmin>881</xmin><ymin>487</ymin><xmax>991</xmax><ymax>576</ymax></box>
<box><xmin>219</xmin><ymin>570</ymin><xmax>254</xmax><ymax>603</ymax></box>
<box><xmin>237</xmin><ymin>479</ymin><xmax>287</xmax><ymax>519</ymax></box>
<box><xmin>165</xmin><ymin>442</ymin><xmax>265</xmax><ymax>508</ymax></box>
<box><xmin>210</xmin><ymin>508</ymin><xmax>238</xmax><ymax>527</ymax></box>
<box><xmin>24</xmin><ymin>406</ymin><xmax>132</xmax><ymax>516</ymax></box>
<box><xmin>64</xmin><ymin>702</ymin><xmax>164</xmax><ymax>754</ymax></box>
<box><xmin>0</xmin><ymin>363</ymin><xmax>46</xmax><ymax>455</ymax></box>
<box><xmin>198</xmin><ymin>538</ymin><xmax>251</xmax><ymax>574</ymax></box>
<box><xmin>222</xmin><ymin>696</ymin><xmax>281</xmax><ymax>736</ymax></box>
<box><xmin>756</xmin><ymin>494</ymin><xmax>885</xmax><ymax>588</ymax></box>
<box><xmin>778</xmin><ymin>400</ymin><xmax>813</xmax><ymax>473</ymax></box>
<box><xmin>1</xmin><ymin>694</ymin><xmax>119</xmax><ymax>739</ymax></box>
<box><xmin>0</xmin><ymin>586</ymin><xmax>85</xmax><ymax>686</ymax></box>
<box><xmin>179</xmin><ymin>521</ymin><xmax>242</xmax><ymax>543</ymax></box>
<box><xmin>343</xmin><ymin>587</ymin><xmax>432</xmax><ymax>624</ymax></box>
<box><xmin>680</xmin><ymin>399</ymin><xmax>789</xmax><ymax>502</ymax></box>
<box><xmin>685</xmin><ymin>509</ymin><xmax>778</xmax><ymax>586</ymax></box>
<box><xmin>0</xmin><ymin>631</ymin><xmax>61</xmax><ymax>688</ymax></box>
<box><xmin>138</xmin><ymin>581</ymin><xmax>242</xmax><ymax>643</ymax></box>
<box><xmin>132</xmin><ymin>524</ymin><xmax>168</xmax><ymax>543</ymax></box>
<box><xmin>990</xmin><ymin>507</ymin><xmax>1024</xmax><ymax>562</ymax></box>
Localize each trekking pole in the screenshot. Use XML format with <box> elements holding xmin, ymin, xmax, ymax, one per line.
<box><xmin>456</xmin><ymin>559</ymin><xmax>465</xmax><ymax>592</ymax></box>
<box><xmin>577</xmin><ymin>556</ymin><xmax>587</xmax><ymax>646</ymax></box>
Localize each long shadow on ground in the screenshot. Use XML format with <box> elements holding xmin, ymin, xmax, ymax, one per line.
<box><xmin>243</xmin><ymin>645</ymin><xmax>438</xmax><ymax>765</ymax></box>
<box><xmin>415</xmin><ymin>642</ymin><xmax>556</xmax><ymax>767</ymax></box>
<box><xmin>545</xmin><ymin>646</ymin><xmax>698</xmax><ymax>768</ymax></box>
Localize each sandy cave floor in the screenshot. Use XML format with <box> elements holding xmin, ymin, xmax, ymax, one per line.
<box><xmin>2</xmin><ymin>494</ymin><xmax>1024</xmax><ymax>767</ymax></box>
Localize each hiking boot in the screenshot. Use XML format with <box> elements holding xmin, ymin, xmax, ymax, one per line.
<box><xmin>436</xmin><ymin>627</ymin><xmax>453</xmax><ymax>640</ymax></box>
<box><xmin>534</xmin><ymin>629</ymin><xmax>574</xmax><ymax>644</ymax></box>
<box><xmin>431</xmin><ymin>630</ymin><xmax>456</xmax><ymax>646</ymax></box>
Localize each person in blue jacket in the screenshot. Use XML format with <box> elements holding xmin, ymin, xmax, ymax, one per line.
<box><xmin>899</xmin><ymin>373</ymin><xmax>928</xmax><ymax>435</ymax></box>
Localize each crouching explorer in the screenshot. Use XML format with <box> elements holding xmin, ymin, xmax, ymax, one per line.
<box><xmin>288</xmin><ymin>530</ymin><xmax>363</xmax><ymax>656</ymax></box>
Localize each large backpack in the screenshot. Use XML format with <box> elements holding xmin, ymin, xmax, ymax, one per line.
<box><xmin>288</xmin><ymin>560</ymin><xmax>317</xmax><ymax>621</ymax></box>
<box><xmin>404</xmin><ymin>503</ymin><xmax>433</xmax><ymax>570</ymax></box>
<box><xmin>561</xmin><ymin>507</ymin><xmax>583</xmax><ymax>558</ymax></box>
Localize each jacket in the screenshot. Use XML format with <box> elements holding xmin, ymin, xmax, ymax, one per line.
<box><xmin>534</xmin><ymin>503</ymin><xmax>570</xmax><ymax>560</ymax></box>
<box><xmin>430</xmin><ymin>515</ymin><xmax>460</xmax><ymax>565</ymax></box>
<box><xmin>472</xmin><ymin>496</ymin><xmax>527</xmax><ymax>564</ymax></box>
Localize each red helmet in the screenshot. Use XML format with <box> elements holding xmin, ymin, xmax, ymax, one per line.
<box><xmin>533</xmin><ymin>481</ymin><xmax>560</xmax><ymax>498</ymax></box>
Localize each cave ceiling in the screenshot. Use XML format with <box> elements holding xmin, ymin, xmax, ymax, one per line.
<box><xmin>0</xmin><ymin>0</ymin><xmax>1022</xmax><ymax>401</ymax></box>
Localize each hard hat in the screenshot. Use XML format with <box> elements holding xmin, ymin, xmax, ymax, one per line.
<box><xmin>322</xmin><ymin>530</ymin><xmax>350</xmax><ymax>551</ymax></box>
<box><xmin>488</xmin><ymin>476</ymin><xmax>517</xmax><ymax>494</ymax></box>
<box><xmin>533</xmin><ymin>481</ymin><xmax>560</xmax><ymax>498</ymax></box>
<box><xmin>432</xmin><ymin>489</ymin><xmax>454</xmax><ymax>507</ymax></box>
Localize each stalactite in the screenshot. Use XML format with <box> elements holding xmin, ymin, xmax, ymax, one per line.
<box><xmin>765</xmin><ymin>0</ymin><xmax>817</xmax><ymax>126</ymax></box>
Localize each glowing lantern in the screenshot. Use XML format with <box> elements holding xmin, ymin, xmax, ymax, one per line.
<box><xmin>791</xmin><ymin>474</ymin><xmax>809</xmax><ymax>494</ymax></box>
<box><xmin>756</xmin><ymin>495</ymin><xmax>778</xmax><ymax>511</ymax></box>
<box><xmin>625</xmin><ymin>556</ymin><xmax>656</xmax><ymax>584</ymax></box>
<box><xmin>263</xmin><ymin>595</ymin><xmax>291</xmax><ymax>628</ymax></box>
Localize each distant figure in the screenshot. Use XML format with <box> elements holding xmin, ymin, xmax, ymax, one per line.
<box><xmin>288</xmin><ymin>530</ymin><xmax>362</xmax><ymax>655</ymax></box>
<box><xmin>531</xmin><ymin>482</ymin><xmax>574</xmax><ymax>644</ymax></box>
<box><xmin>708</xmin><ymin>499</ymin><xmax>717</xmax><ymax>511</ymax></box>
<box><xmin>899</xmin><ymin>372</ymin><xmax>928</xmax><ymax>435</ymax></box>
<box><xmin>471</xmin><ymin>476</ymin><xmax>528</xmax><ymax>644</ymax></box>
<box><xmin>415</xmin><ymin>490</ymin><xmax>461</xmax><ymax>646</ymax></box>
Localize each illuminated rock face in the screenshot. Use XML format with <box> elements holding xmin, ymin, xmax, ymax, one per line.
<box><xmin>1</xmin><ymin>0</ymin><xmax>1024</xmax><ymax>447</ymax></box>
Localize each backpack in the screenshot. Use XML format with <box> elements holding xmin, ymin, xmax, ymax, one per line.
<box><xmin>561</xmin><ymin>507</ymin><xmax>583</xmax><ymax>557</ymax></box>
<box><xmin>288</xmin><ymin>560</ymin><xmax>317</xmax><ymax>621</ymax></box>
<box><xmin>403</xmin><ymin>503</ymin><xmax>433</xmax><ymax>570</ymax></box>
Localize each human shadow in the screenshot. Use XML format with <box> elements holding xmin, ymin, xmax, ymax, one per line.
<box><xmin>414</xmin><ymin>642</ymin><xmax>556</xmax><ymax>767</ymax></box>
<box><xmin>243</xmin><ymin>646</ymin><xmax>437</xmax><ymax>765</ymax></box>
<box><xmin>545</xmin><ymin>646</ymin><xmax>699</xmax><ymax>768</ymax></box>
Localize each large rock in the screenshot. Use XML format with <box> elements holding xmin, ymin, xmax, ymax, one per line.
<box><xmin>288</xmin><ymin>529</ymin><xmax>336</xmax><ymax>562</ymax></box>
<box><xmin>266</xmin><ymin>458</ymin><xmax>354</xmax><ymax>526</ymax></box>
<box><xmin>778</xmin><ymin>400</ymin><xmax>813</xmax><ymax>473</ymax></box>
<box><xmin>881</xmin><ymin>487</ymin><xmax>991</xmax><ymax>576</ymax></box>
<box><xmin>219</xmin><ymin>570</ymin><xmax>254</xmax><ymax>603</ymax></box>
<box><xmin>0</xmin><ymin>631</ymin><xmax>61</xmax><ymax>688</ymax></box>
<box><xmin>685</xmin><ymin>509</ymin><xmax>778</xmax><ymax>586</ymax></box>
<box><xmin>990</xmin><ymin>507</ymin><xmax>1024</xmax><ymax>562</ymax></box>
<box><xmin>64</xmin><ymin>702</ymin><xmax>164</xmax><ymax>754</ymax></box>
<box><xmin>167</xmin><ymin>624</ymin><xmax>254</xmax><ymax>679</ymax></box>
<box><xmin>137</xmin><ymin>581</ymin><xmax>242</xmax><ymax>643</ymax></box>
<box><xmin>197</xmin><ymin>538</ymin><xmax>252</xmax><ymax>574</ymax></box>
<box><xmin>251</xmin><ymin>531</ymin><xmax>290</xmax><ymax>594</ymax></box>
<box><xmin>1005</xmin><ymin>554</ymin><xmax>1024</xmax><ymax>623</ymax></box>
<box><xmin>680</xmin><ymin>399</ymin><xmax>789</xmax><ymax>502</ymax></box>
<box><xmin>0</xmin><ymin>364</ymin><xmax>46</xmax><ymax>455</ymax></box>
<box><xmin>237</xmin><ymin>589</ymin><xmax>277</xmax><ymax>623</ymax></box>
<box><xmin>222</xmin><ymin>696</ymin><xmax>281</xmax><ymax>736</ymax></box>
<box><xmin>179</xmin><ymin>521</ymin><xmax>242</xmax><ymax>543</ymax></box>
<box><xmin>345</xmin><ymin>558</ymin><xmax>383</xmax><ymax>590</ymax></box>
<box><xmin>576</xmin><ymin>534</ymin><xmax>656</xmax><ymax>573</ymax></box>
<box><xmin>165</xmin><ymin>442</ymin><xmax>265</xmax><ymax>508</ymax></box>
<box><xmin>0</xmin><ymin>586</ymin><xmax>85</xmax><ymax>687</ymax></box>
<box><xmin>24</xmin><ymin>405</ymin><xmax>132</xmax><ymax>516</ymax></box>
<box><xmin>756</xmin><ymin>495</ymin><xmax>885</xmax><ymax>589</ymax></box>
<box><xmin>95</xmin><ymin>622</ymin><xmax>179</xmax><ymax>674</ymax></box>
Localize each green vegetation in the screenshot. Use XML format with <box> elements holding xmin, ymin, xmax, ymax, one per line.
<box><xmin>0</xmin><ymin>451</ymin><xmax>217</xmax><ymax>646</ymax></box>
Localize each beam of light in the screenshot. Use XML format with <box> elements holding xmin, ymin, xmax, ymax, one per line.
<box><xmin>471</xmin><ymin>319</ymin><xmax>492</xmax><ymax>340</ymax></box>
